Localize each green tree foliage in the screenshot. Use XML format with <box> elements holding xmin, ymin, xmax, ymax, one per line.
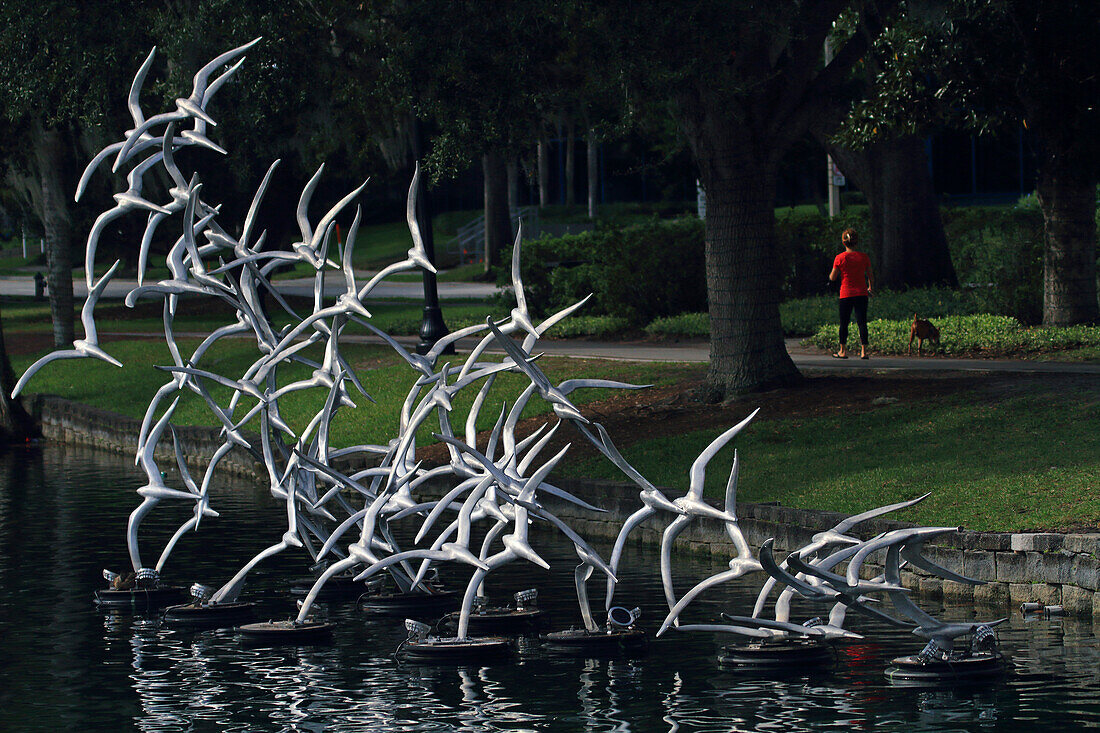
<box><xmin>583</xmin><ymin>1</ymin><xmax>899</xmax><ymax>396</ymax></box>
<box><xmin>840</xmin><ymin>0</ymin><xmax>1100</xmax><ymax>325</ymax></box>
<box><xmin>0</xmin><ymin>1</ymin><xmax>160</xmax><ymax>348</ymax></box>
<box><xmin>0</xmin><ymin>1</ymin><xmax>400</xmax><ymax>428</ymax></box>
<box><xmin>366</xmin><ymin>1</ymin><xmax>620</xmax><ymax>270</ymax></box>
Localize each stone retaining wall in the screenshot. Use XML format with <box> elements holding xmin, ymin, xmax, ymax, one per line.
<box><xmin>33</xmin><ymin>395</ymin><xmax>1100</xmax><ymax>616</ymax></box>
<box><xmin>34</xmin><ymin>394</ymin><xmax>267</xmax><ymax>479</ymax></box>
<box><xmin>551</xmin><ymin>478</ymin><xmax>1100</xmax><ymax>617</ymax></box>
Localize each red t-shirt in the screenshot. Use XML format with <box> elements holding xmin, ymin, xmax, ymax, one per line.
<box><xmin>833</xmin><ymin>250</ymin><xmax>871</xmax><ymax>299</ymax></box>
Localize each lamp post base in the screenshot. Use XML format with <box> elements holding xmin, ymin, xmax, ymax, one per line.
<box><xmin>416</xmin><ymin>305</ymin><xmax>452</xmax><ymax>356</ymax></box>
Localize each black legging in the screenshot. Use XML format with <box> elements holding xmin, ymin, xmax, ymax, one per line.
<box><xmin>838</xmin><ymin>296</ymin><xmax>869</xmax><ymax>345</ymax></box>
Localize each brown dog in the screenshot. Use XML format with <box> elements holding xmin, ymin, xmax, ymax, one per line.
<box><xmin>908</xmin><ymin>314</ymin><xmax>940</xmax><ymax>355</ymax></box>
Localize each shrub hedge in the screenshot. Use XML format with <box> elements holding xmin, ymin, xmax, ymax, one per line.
<box><xmin>773</xmin><ymin>208</ymin><xmax>869</xmax><ymax>297</ymax></box>
<box><xmin>645</xmin><ymin>312</ymin><xmax>709</xmax><ymax>338</ymax></box>
<box><xmin>774</xmin><ymin>203</ymin><xmax>1053</xmax><ymax>321</ymax></box>
<box><xmin>808</xmin><ymin>314</ymin><xmax>1100</xmax><ymax>356</ymax></box>
<box><xmin>780</xmin><ymin>286</ymin><xmax>993</xmax><ymax>336</ymax></box>
<box><xmin>500</xmin><ymin>217</ymin><xmax>707</xmax><ymax>326</ymax></box>
<box><xmin>503</xmin><ymin>201</ymin><xmax>1091</xmax><ymax>330</ymax></box>
<box><xmin>644</xmin><ymin>287</ymin><xmax>995</xmax><ymax>338</ymax></box>
<box><xmin>941</xmin><ymin>205</ymin><xmax>1045</xmax><ymax>324</ymax></box>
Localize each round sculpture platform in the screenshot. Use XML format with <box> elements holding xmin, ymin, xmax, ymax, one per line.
<box><xmin>162</xmin><ymin>601</ymin><xmax>257</xmax><ymax>628</ymax></box>
<box><xmin>718</xmin><ymin>639</ymin><xmax>834</xmax><ymax>670</ymax></box>
<box><xmin>95</xmin><ymin>586</ymin><xmax>186</xmax><ymax>610</ymax></box>
<box><xmin>237</xmin><ymin>619</ymin><xmax>335</xmax><ymax>643</ymax></box>
<box><xmin>440</xmin><ymin>607</ymin><xmax>546</xmax><ymax>636</ymax></box>
<box><xmin>358</xmin><ymin>589</ymin><xmax>459</xmax><ymax>617</ymax></box>
<box><xmin>884</xmin><ymin>652</ymin><xmax>1006</xmax><ymax>684</ymax></box>
<box><xmin>541</xmin><ymin>628</ymin><xmax>647</xmax><ymax>655</ymax></box>
<box><xmin>402</xmin><ymin>636</ymin><xmax>513</xmax><ymax>663</ymax></box>
<box><xmin>289</xmin><ymin>574</ymin><xmax>377</xmax><ymax>600</ymax></box>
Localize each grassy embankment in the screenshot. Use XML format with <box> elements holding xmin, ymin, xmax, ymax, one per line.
<box><xmin>10</xmin><ymin>321</ymin><xmax>697</xmax><ymax>456</ymax></box>
<box><xmin>12</xmin><ymin>296</ymin><xmax>1099</xmax><ymax>534</ymax></box>
<box><xmin>563</xmin><ymin>382</ymin><xmax>1100</xmax><ymax>533</ymax></box>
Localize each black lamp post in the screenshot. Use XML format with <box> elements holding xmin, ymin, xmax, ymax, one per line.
<box><xmin>414</xmin><ymin>175</ymin><xmax>452</xmax><ymax>355</ymax></box>
<box><xmin>410</xmin><ymin>120</ymin><xmax>452</xmax><ymax>356</ymax></box>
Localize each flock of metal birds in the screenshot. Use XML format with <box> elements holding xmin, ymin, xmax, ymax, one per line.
<box><xmin>15</xmin><ymin>40</ymin><xmax>1003</xmax><ymax>665</ymax></box>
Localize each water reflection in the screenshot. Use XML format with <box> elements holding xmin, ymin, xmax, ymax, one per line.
<box><xmin>5</xmin><ymin>446</ymin><xmax>1100</xmax><ymax>731</ymax></box>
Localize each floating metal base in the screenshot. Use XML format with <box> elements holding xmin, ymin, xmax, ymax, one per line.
<box><xmin>440</xmin><ymin>607</ymin><xmax>546</xmax><ymax>636</ymax></box>
<box><xmin>163</xmin><ymin>601</ymin><xmax>256</xmax><ymax>628</ymax></box>
<box><xmin>95</xmin><ymin>586</ymin><xmax>186</xmax><ymax>610</ymax></box>
<box><xmin>358</xmin><ymin>589</ymin><xmax>458</xmax><ymax>618</ymax></box>
<box><xmin>402</xmin><ymin>636</ymin><xmax>512</xmax><ymax>663</ymax></box>
<box><xmin>885</xmin><ymin>652</ymin><xmax>1006</xmax><ymax>684</ymax></box>
<box><xmin>237</xmin><ymin>619</ymin><xmax>335</xmax><ymax>643</ymax></box>
<box><xmin>718</xmin><ymin>639</ymin><xmax>834</xmax><ymax>670</ymax></box>
<box><xmin>541</xmin><ymin>628</ymin><xmax>647</xmax><ymax>655</ymax></box>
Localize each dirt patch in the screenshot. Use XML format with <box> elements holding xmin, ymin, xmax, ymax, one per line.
<box><xmin>8</xmin><ymin>331</ymin><xmax>57</xmax><ymax>356</ymax></box>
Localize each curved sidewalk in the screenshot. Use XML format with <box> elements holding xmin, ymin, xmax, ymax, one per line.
<box><xmin>0</xmin><ymin>272</ymin><xmax>499</xmax><ymax>301</ymax></box>
<box><xmin>322</xmin><ymin>333</ymin><xmax>1100</xmax><ymax>376</ymax></box>
<box><xmin>7</xmin><ymin>273</ymin><xmax>1097</xmax><ymax>375</ymax></box>
<box><xmin>95</xmin><ymin>328</ymin><xmax>1100</xmax><ymax>376</ymax></box>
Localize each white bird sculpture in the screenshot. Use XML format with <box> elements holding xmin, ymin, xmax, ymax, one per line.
<box><xmin>112</xmin><ymin>38</ymin><xmax>260</xmax><ymax>170</ymax></box>
<box><xmin>658</xmin><ymin>409</ymin><xmax>759</xmax><ymax>614</ymax></box>
<box><xmin>12</xmin><ymin>259</ymin><xmax>124</xmax><ymax>398</ymax></box>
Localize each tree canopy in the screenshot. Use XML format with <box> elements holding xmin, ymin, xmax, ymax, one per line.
<box><xmin>1</xmin><ymin>0</ymin><xmax>1096</xmax><ymax>407</ymax></box>
<box><xmin>840</xmin><ymin>0</ymin><xmax>1100</xmax><ymax>324</ymax></box>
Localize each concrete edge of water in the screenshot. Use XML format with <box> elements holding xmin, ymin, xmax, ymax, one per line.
<box><xmin>548</xmin><ymin>477</ymin><xmax>1100</xmax><ymax>618</ymax></box>
<box><xmin>33</xmin><ymin>394</ymin><xmax>1100</xmax><ymax>617</ymax></box>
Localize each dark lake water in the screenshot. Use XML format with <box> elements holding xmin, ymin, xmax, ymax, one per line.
<box><xmin>1</xmin><ymin>443</ymin><xmax>1099</xmax><ymax>732</ymax></box>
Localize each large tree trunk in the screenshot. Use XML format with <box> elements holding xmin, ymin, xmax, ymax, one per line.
<box><xmin>506</xmin><ymin>159</ymin><xmax>520</xmax><ymax>211</ymax></box>
<box><xmin>563</xmin><ymin>117</ymin><xmax>576</xmax><ymax>207</ymax></box>
<box><xmin>33</xmin><ymin>126</ymin><xmax>75</xmax><ymax>347</ymax></box>
<box><xmin>0</xmin><ymin>300</ymin><xmax>38</xmax><ymax>442</ymax></box>
<box><xmin>1036</xmin><ymin>160</ymin><xmax>1099</xmax><ymax>325</ymax></box>
<box><xmin>482</xmin><ymin>151</ymin><xmax>511</xmax><ymax>275</ymax></box>
<box><xmin>828</xmin><ymin>136</ymin><xmax>956</xmax><ymax>289</ymax></box>
<box><xmin>537</xmin><ymin>139</ymin><xmax>551</xmax><ymax>206</ymax></box>
<box><xmin>686</xmin><ymin>116</ymin><xmax>800</xmax><ymax>397</ymax></box>
<box><xmin>586</xmin><ymin>128</ymin><xmax>598</xmax><ymax>219</ymax></box>
<box><xmin>702</xmin><ymin>172</ymin><xmax>801</xmax><ymax>397</ymax></box>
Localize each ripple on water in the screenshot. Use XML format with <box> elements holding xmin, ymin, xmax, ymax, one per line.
<box><xmin>3</xmin><ymin>446</ymin><xmax>1100</xmax><ymax>731</ymax></box>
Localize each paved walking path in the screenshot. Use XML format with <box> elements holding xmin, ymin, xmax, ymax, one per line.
<box><xmin>7</xmin><ymin>273</ymin><xmax>1099</xmax><ymax>375</ymax></box>
<box><xmin>0</xmin><ymin>271</ymin><xmax>499</xmax><ymax>301</ymax></box>
<box><xmin>418</xmin><ymin>335</ymin><xmax>1100</xmax><ymax>375</ymax></box>
<box><xmin>98</xmin><ymin>330</ymin><xmax>1100</xmax><ymax>376</ymax></box>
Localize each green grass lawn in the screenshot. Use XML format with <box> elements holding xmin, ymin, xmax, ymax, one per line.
<box><xmin>2</xmin><ymin>294</ymin><xmax>508</xmax><ymax>339</ymax></box>
<box><xmin>563</xmin><ymin>385</ymin><xmax>1100</xmax><ymax>532</ymax></box>
<box><xmin>12</xmin><ymin>335</ymin><xmax>696</xmax><ymax>452</ymax></box>
<box><xmin>23</xmin><ymin>324</ymin><xmax>1095</xmax><ymax>533</ymax></box>
<box><xmin>11</xmin><ymin>295</ymin><xmax>1099</xmax><ymax>533</ymax></box>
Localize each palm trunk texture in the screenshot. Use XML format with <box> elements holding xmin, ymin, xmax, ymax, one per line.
<box><xmin>482</xmin><ymin>151</ymin><xmax>511</xmax><ymax>274</ymax></box>
<box><xmin>1037</xmin><ymin>163</ymin><xmax>1099</xmax><ymax>325</ymax></box>
<box><xmin>34</xmin><ymin>126</ymin><xmax>76</xmax><ymax>348</ymax></box>
<box><xmin>701</xmin><ymin>155</ymin><xmax>801</xmax><ymax>398</ymax></box>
